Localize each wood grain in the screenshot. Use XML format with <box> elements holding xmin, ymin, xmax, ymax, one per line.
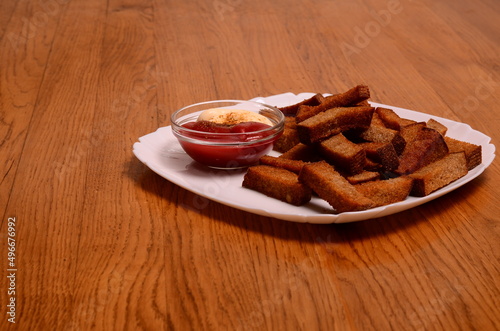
<box><xmin>1</xmin><ymin>0</ymin><xmax>499</xmax><ymax>330</ymax></box>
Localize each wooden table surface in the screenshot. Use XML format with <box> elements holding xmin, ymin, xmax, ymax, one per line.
<box><xmin>1</xmin><ymin>0</ymin><xmax>499</xmax><ymax>330</ymax></box>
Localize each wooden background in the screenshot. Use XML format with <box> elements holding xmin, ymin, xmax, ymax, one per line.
<box><xmin>1</xmin><ymin>0</ymin><xmax>499</xmax><ymax>330</ymax></box>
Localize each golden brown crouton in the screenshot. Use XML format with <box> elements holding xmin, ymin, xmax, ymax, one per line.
<box><xmin>399</xmin><ymin>122</ymin><xmax>427</xmax><ymax>144</ymax></box>
<box><xmin>370</xmin><ymin>112</ymin><xmax>387</xmax><ymax>127</ymax></box>
<box><xmin>273</xmin><ymin>117</ymin><xmax>300</xmax><ymax>153</ymax></box>
<box><xmin>243</xmin><ymin>165</ymin><xmax>312</xmax><ymax>205</ymax></box>
<box><xmin>278</xmin><ymin>93</ymin><xmax>325</xmax><ymax>116</ymax></box>
<box><xmin>444</xmin><ymin>137</ymin><xmax>482</xmax><ymax>170</ymax></box>
<box><xmin>409</xmin><ymin>152</ymin><xmax>468</xmax><ymax>196</ymax></box>
<box><xmin>355</xmin><ymin>177</ymin><xmax>414</xmax><ymax>207</ymax></box>
<box><xmin>297</xmin><ymin>106</ymin><xmax>374</xmax><ymax>144</ymax></box>
<box><xmin>396</xmin><ymin>127</ymin><xmax>449</xmax><ymax>175</ymax></box>
<box><xmin>279</xmin><ymin>143</ymin><xmax>322</xmax><ymax>162</ymax></box>
<box><xmin>298</xmin><ymin>161</ymin><xmax>375</xmax><ymax>213</ymax></box>
<box><xmin>358</xmin><ymin>141</ymin><xmax>399</xmax><ymax>172</ymax></box>
<box><xmin>346</xmin><ymin>171</ymin><xmax>381</xmax><ymax>185</ymax></box>
<box><xmin>259</xmin><ymin>155</ymin><xmax>308</xmax><ymax>174</ymax></box>
<box><xmin>427</xmin><ymin>118</ymin><xmax>448</xmax><ymax>136</ymax></box>
<box><xmin>296</xmin><ymin>85</ymin><xmax>370</xmax><ymax>122</ymax></box>
<box><xmin>376</xmin><ymin>107</ymin><xmax>416</xmax><ymax>130</ymax></box>
<box><xmin>319</xmin><ymin>133</ymin><xmax>366</xmax><ymax>175</ymax></box>
<box><xmin>359</xmin><ymin>123</ymin><xmax>406</xmax><ymax>155</ymax></box>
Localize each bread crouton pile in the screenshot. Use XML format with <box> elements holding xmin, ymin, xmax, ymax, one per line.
<box><xmin>242</xmin><ymin>85</ymin><xmax>482</xmax><ymax>213</ymax></box>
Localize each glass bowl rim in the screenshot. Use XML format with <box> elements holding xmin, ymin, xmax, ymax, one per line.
<box><xmin>170</xmin><ymin>99</ymin><xmax>285</xmax><ymax>146</ymax></box>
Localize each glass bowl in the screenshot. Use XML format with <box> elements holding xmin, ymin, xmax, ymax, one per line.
<box><xmin>171</xmin><ymin>100</ymin><xmax>285</xmax><ymax>169</ymax></box>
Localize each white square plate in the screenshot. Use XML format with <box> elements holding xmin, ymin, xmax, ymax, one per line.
<box><xmin>133</xmin><ymin>93</ymin><xmax>496</xmax><ymax>223</ymax></box>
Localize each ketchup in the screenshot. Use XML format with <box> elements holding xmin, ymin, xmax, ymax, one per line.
<box><xmin>182</xmin><ymin>120</ymin><xmax>271</xmax><ymax>137</ymax></box>
<box><xmin>178</xmin><ymin>120</ymin><xmax>280</xmax><ymax>168</ymax></box>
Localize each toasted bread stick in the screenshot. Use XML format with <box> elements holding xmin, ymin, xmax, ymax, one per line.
<box><xmin>346</xmin><ymin>171</ymin><xmax>381</xmax><ymax>185</ymax></box>
<box><xmin>376</xmin><ymin>107</ymin><xmax>416</xmax><ymax>130</ymax></box>
<box><xmin>409</xmin><ymin>152</ymin><xmax>468</xmax><ymax>196</ymax></box>
<box><xmin>396</xmin><ymin>127</ymin><xmax>449</xmax><ymax>175</ymax></box>
<box><xmin>278</xmin><ymin>93</ymin><xmax>325</xmax><ymax>116</ymax></box>
<box><xmin>444</xmin><ymin>137</ymin><xmax>482</xmax><ymax>170</ymax></box>
<box><xmin>298</xmin><ymin>161</ymin><xmax>375</xmax><ymax>213</ymax></box>
<box><xmin>426</xmin><ymin>118</ymin><xmax>448</xmax><ymax>136</ymax></box>
<box><xmin>296</xmin><ymin>85</ymin><xmax>370</xmax><ymax>122</ymax></box>
<box><xmin>259</xmin><ymin>155</ymin><xmax>308</xmax><ymax>174</ymax></box>
<box><xmin>319</xmin><ymin>133</ymin><xmax>366</xmax><ymax>175</ymax></box>
<box><xmin>297</xmin><ymin>106</ymin><xmax>374</xmax><ymax>144</ymax></box>
<box><xmin>355</xmin><ymin>176</ymin><xmax>414</xmax><ymax>207</ymax></box>
<box><xmin>358</xmin><ymin>141</ymin><xmax>399</xmax><ymax>171</ymax></box>
<box><xmin>359</xmin><ymin>123</ymin><xmax>406</xmax><ymax>155</ymax></box>
<box><xmin>279</xmin><ymin>143</ymin><xmax>322</xmax><ymax>162</ymax></box>
<box><xmin>243</xmin><ymin>165</ymin><xmax>312</xmax><ymax>205</ymax></box>
<box><xmin>273</xmin><ymin>117</ymin><xmax>300</xmax><ymax>153</ymax></box>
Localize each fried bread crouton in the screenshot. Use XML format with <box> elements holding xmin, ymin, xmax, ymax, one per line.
<box><xmin>278</xmin><ymin>93</ymin><xmax>325</xmax><ymax>116</ymax></box>
<box><xmin>296</xmin><ymin>85</ymin><xmax>370</xmax><ymax>122</ymax></box>
<box><xmin>279</xmin><ymin>143</ymin><xmax>322</xmax><ymax>162</ymax></box>
<box><xmin>319</xmin><ymin>133</ymin><xmax>366</xmax><ymax>175</ymax></box>
<box><xmin>298</xmin><ymin>161</ymin><xmax>375</xmax><ymax>213</ymax></box>
<box><xmin>273</xmin><ymin>117</ymin><xmax>300</xmax><ymax>153</ymax></box>
<box><xmin>369</xmin><ymin>112</ymin><xmax>387</xmax><ymax>127</ymax></box>
<box><xmin>358</xmin><ymin>141</ymin><xmax>399</xmax><ymax>172</ymax></box>
<box><xmin>409</xmin><ymin>152</ymin><xmax>468</xmax><ymax>196</ymax></box>
<box><xmin>259</xmin><ymin>155</ymin><xmax>308</xmax><ymax>174</ymax></box>
<box><xmin>297</xmin><ymin>106</ymin><xmax>374</xmax><ymax>144</ymax></box>
<box><xmin>376</xmin><ymin>107</ymin><xmax>416</xmax><ymax>130</ymax></box>
<box><xmin>399</xmin><ymin>122</ymin><xmax>427</xmax><ymax>144</ymax></box>
<box><xmin>359</xmin><ymin>123</ymin><xmax>406</xmax><ymax>155</ymax></box>
<box><xmin>243</xmin><ymin>165</ymin><xmax>312</xmax><ymax>205</ymax></box>
<box><xmin>444</xmin><ymin>137</ymin><xmax>482</xmax><ymax>170</ymax></box>
<box><xmin>364</xmin><ymin>157</ymin><xmax>383</xmax><ymax>172</ymax></box>
<box><xmin>354</xmin><ymin>177</ymin><xmax>414</xmax><ymax>207</ymax></box>
<box><xmin>346</xmin><ymin>171</ymin><xmax>381</xmax><ymax>185</ymax></box>
<box><xmin>427</xmin><ymin>118</ymin><xmax>448</xmax><ymax>136</ymax></box>
<box><xmin>396</xmin><ymin>127</ymin><xmax>449</xmax><ymax>175</ymax></box>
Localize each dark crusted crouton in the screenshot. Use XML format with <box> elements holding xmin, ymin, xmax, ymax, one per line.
<box><xmin>273</xmin><ymin>117</ymin><xmax>300</xmax><ymax>153</ymax></box>
<box><xmin>369</xmin><ymin>112</ymin><xmax>387</xmax><ymax>127</ymax></box>
<box><xmin>444</xmin><ymin>137</ymin><xmax>482</xmax><ymax>170</ymax></box>
<box><xmin>358</xmin><ymin>141</ymin><xmax>399</xmax><ymax>172</ymax></box>
<box><xmin>396</xmin><ymin>127</ymin><xmax>449</xmax><ymax>175</ymax></box>
<box><xmin>319</xmin><ymin>133</ymin><xmax>366</xmax><ymax>175</ymax></box>
<box><xmin>279</xmin><ymin>143</ymin><xmax>322</xmax><ymax>162</ymax></box>
<box><xmin>355</xmin><ymin>176</ymin><xmax>414</xmax><ymax>207</ymax></box>
<box><xmin>399</xmin><ymin>122</ymin><xmax>426</xmax><ymax>144</ymax></box>
<box><xmin>409</xmin><ymin>152</ymin><xmax>468</xmax><ymax>196</ymax></box>
<box><xmin>376</xmin><ymin>107</ymin><xmax>416</xmax><ymax>130</ymax></box>
<box><xmin>426</xmin><ymin>118</ymin><xmax>448</xmax><ymax>136</ymax></box>
<box><xmin>364</xmin><ymin>157</ymin><xmax>383</xmax><ymax>172</ymax></box>
<box><xmin>243</xmin><ymin>165</ymin><xmax>312</xmax><ymax>205</ymax></box>
<box><xmin>359</xmin><ymin>123</ymin><xmax>406</xmax><ymax>155</ymax></box>
<box><xmin>295</xmin><ymin>85</ymin><xmax>370</xmax><ymax>122</ymax></box>
<box><xmin>297</xmin><ymin>106</ymin><xmax>374</xmax><ymax>144</ymax></box>
<box><xmin>346</xmin><ymin>171</ymin><xmax>381</xmax><ymax>185</ymax></box>
<box><xmin>298</xmin><ymin>161</ymin><xmax>375</xmax><ymax>213</ymax></box>
<box><xmin>259</xmin><ymin>155</ymin><xmax>308</xmax><ymax>174</ymax></box>
<box><xmin>278</xmin><ymin>93</ymin><xmax>325</xmax><ymax>116</ymax></box>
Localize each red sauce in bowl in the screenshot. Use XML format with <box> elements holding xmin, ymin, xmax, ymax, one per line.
<box><xmin>178</xmin><ymin>120</ymin><xmax>281</xmax><ymax>168</ymax></box>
